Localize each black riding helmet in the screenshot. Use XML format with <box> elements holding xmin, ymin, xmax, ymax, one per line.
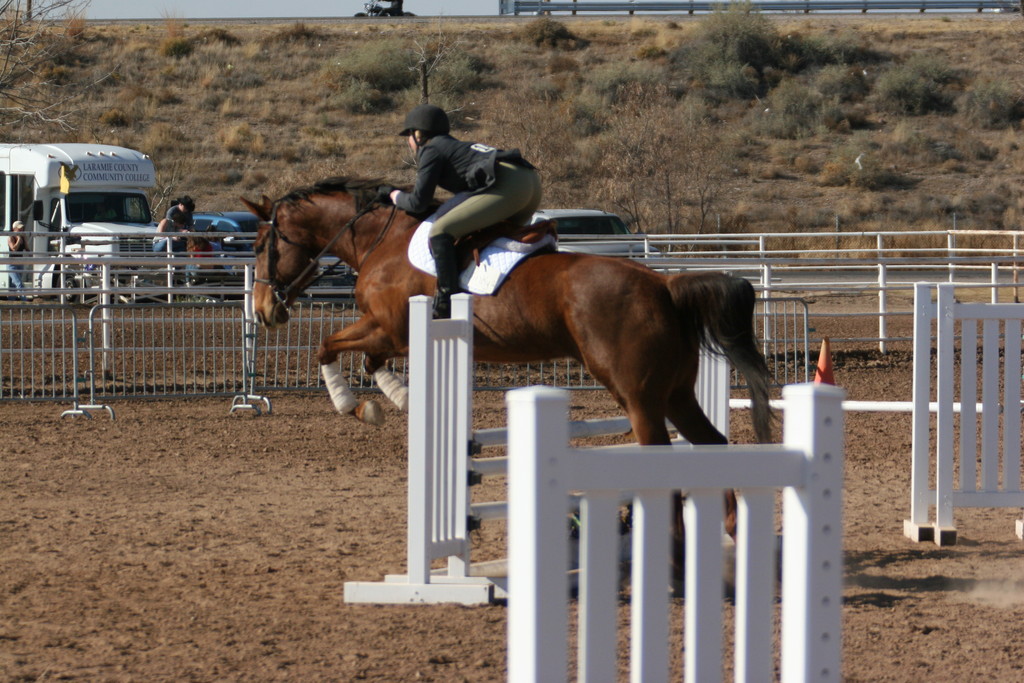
<box><xmin>399</xmin><ymin>104</ymin><xmax>450</xmax><ymax>137</ymax></box>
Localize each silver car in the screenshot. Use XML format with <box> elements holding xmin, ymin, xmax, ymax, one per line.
<box><xmin>530</xmin><ymin>209</ymin><xmax>659</xmax><ymax>257</ymax></box>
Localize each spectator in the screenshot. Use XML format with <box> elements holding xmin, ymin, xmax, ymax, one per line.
<box><xmin>7</xmin><ymin>220</ymin><xmax>27</xmax><ymax>300</ymax></box>
<box><xmin>152</xmin><ymin>210</ymin><xmax>191</xmax><ymax>253</ymax></box>
<box><xmin>166</xmin><ymin>195</ymin><xmax>196</xmax><ymax>228</ymax></box>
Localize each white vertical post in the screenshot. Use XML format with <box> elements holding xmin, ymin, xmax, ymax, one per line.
<box><xmin>935</xmin><ymin>285</ymin><xmax>956</xmax><ymax>533</ymax></box>
<box><xmin>781</xmin><ymin>383</ymin><xmax>844</xmax><ymax>683</ymax></box>
<box><xmin>684</xmin><ymin>490</ymin><xmax>723</xmax><ymax>683</ymax></box>
<box><xmin>761</xmin><ymin>262</ymin><xmax>772</xmax><ymax>300</ymax></box>
<box><xmin>947</xmin><ymin>232</ymin><xmax>956</xmax><ymax>283</ymax></box>
<box><xmin>1003</xmin><ymin>320</ymin><xmax>1021</xmax><ymax>497</ymax></box>
<box><xmin>959</xmin><ymin>320</ymin><xmax>978</xmax><ymax>492</ymax></box>
<box><xmin>631</xmin><ymin>491</ymin><xmax>670</xmax><ymax>683</ymax></box>
<box><xmin>698</xmin><ymin>348</ymin><xmax>730</xmax><ymax>436</ymax></box>
<box><xmin>578</xmin><ymin>492</ymin><xmax>619</xmax><ymax>683</ymax></box>
<box><xmin>734</xmin><ymin>490</ymin><xmax>775</xmax><ymax>683</ymax></box>
<box><xmin>877</xmin><ymin>261</ymin><xmax>887</xmax><ymax>354</ymax></box>
<box><xmin>407</xmin><ymin>295</ymin><xmax>433</xmax><ymax>585</ymax></box>
<box><xmin>447</xmin><ymin>294</ymin><xmax>473</xmax><ymax>576</ymax></box>
<box><xmin>100</xmin><ymin>263</ymin><xmax>113</xmax><ymax>378</ymax></box>
<box><xmin>243</xmin><ymin>263</ymin><xmax>254</xmax><ymax>323</ymax></box>
<box><xmin>508</xmin><ymin>386</ymin><xmax>571</xmax><ymax>683</ymax></box>
<box><xmin>981</xmin><ymin>319</ymin><xmax>999</xmax><ymax>493</ymax></box>
<box><xmin>906</xmin><ymin>283</ymin><xmax>934</xmax><ymax>539</ymax></box>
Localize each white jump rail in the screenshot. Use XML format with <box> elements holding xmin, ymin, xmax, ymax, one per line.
<box><xmin>905</xmin><ymin>282</ymin><xmax>1024</xmax><ymax>545</ymax></box>
<box><xmin>508</xmin><ymin>383</ymin><xmax>845</xmax><ymax>683</ymax></box>
<box><xmin>344</xmin><ymin>294</ymin><xmax>731</xmax><ymax>605</ymax></box>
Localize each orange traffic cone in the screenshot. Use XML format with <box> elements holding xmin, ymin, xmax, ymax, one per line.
<box><xmin>814</xmin><ymin>336</ymin><xmax>836</xmax><ymax>385</ymax></box>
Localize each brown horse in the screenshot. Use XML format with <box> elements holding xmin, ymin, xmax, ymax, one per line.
<box><xmin>242</xmin><ymin>177</ymin><xmax>772</xmax><ymax>452</ymax></box>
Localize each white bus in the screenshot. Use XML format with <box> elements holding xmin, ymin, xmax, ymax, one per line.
<box><xmin>0</xmin><ymin>143</ymin><xmax>158</xmax><ymax>292</ymax></box>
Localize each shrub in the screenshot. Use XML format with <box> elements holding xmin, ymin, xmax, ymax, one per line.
<box><xmin>815</xmin><ymin>64</ymin><xmax>869</xmax><ymax>103</ymax></box>
<box><xmin>331</xmin><ymin>80</ymin><xmax>394</xmax><ymax>114</ymax></box>
<box><xmin>819</xmin><ymin>139</ymin><xmax>904</xmax><ymax>190</ymax></box>
<box><xmin>220</xmin><ymin>123</ymin><xmax>265</xmax><ymax>156</ymax></box>
<box><xmin>669</xmin><ymin>3</ymin><xmax>779</xmax><ymax>99</ymax></box>
<box><xmin>98</xmin><ymin>108</ymin><xmax>130</xmax><ymax>127</ymax></box>
<box><xmin>321</xmin><ymin>39</ymin><xmax>415</xmax><ymax>93</ymax></box>
<box><xmin>586</xmin><ymin>61</ymin><xmax>665</xmax><ymax>105</ymax></box>
<box><xmin>961</xmin><ymin>80</ymin><xmax>1021</xmax><ymax>129</ymax></box>
<box><xmin>520</xmin><ymin>18</ymin><xmax>587</xmax><ymax>50</ymax></box>
<box><xmin>874</xmin><ymin>54</ymin><xmax>958</xmax><ymax>115</ymax></box>
<box><xmin>788</xmin><ymin>30</ymin><xmax>884</xmax><ymax>70</ymax></box>
<box><xmin>261</xmin><ymin>22</ymin><xmax>324</xmax><ymax>46</ymax></box>
<box><xmin>755</xmin><ymin>79</ymin><xmax>823</xmax><ymax>139</ymax></box>
<box><xmin>424</xmin><ymin>49</ymin><xmax>490</xmax><ymax>97</ymax></box>
<box><xmin>693</xmin><ymin>3</ymin><xmax>779</xmax><ymax>73</ymax></box>
<box><xmin>528</xmin><ymin>80</ymin><xmax>563</xmax><ymax>104</ymax></box>
<box><xmin>160</xmin><ymin>37</ymin><xmax>193</xmax><ymax>59</ymax></box>
<box><xmin>141</xmin><ymin>122</ymin><xmax>178</xmax><ymax>153</ymax></box>
<box><xmin>547</xmin><ymin>54</ymin><xmax>579</xmax><ymax>74</ymax></box>
<box><xmin>636</xmin><ymin>44</ymin><xmax>666</xmax><ymax>60</ymax></box>
<box><xmin>193</xmin><ymin>28</ymin><xmax>241</xmax><ymax>46</ymax></box>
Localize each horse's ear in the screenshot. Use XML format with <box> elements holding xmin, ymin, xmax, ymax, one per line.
<box><xmin>240</xmin><ymin>195</ymin><xmax>271</xmax><ymax>221</ymax></box>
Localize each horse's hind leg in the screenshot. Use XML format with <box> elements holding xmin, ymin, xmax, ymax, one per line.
<box><xmin>373</xmin><ymin>367</ymin><xmax>409</xmax><ymax>411</ymax></box>
<box><xmin>366</xmin><ymin>355</ymin><xmax>408</xmax><ymax>412</ymax></box>
<box><xmin>665</xmin><ymin>387</ymin><xmax>739</xmax><ymax>538</ymax></box>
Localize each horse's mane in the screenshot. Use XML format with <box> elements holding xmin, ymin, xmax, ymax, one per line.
<box><xmin>276</xmin><ymin>175</ymin><xmax>441</xmax><ymax>217</ymax></box>
<box><xmin>277</xmin><ymin>176</ymin><xmax>382</xmax><ymax>211</ymax></box>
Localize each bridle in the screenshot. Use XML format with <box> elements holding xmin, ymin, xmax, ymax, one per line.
<box><xmin>255</xmin><ymin>194</ymin><xmax>397</xmax><ymax>307</ymax></box>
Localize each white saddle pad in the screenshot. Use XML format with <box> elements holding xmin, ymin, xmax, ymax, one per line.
<box><xmin>408</xmin><ymin>220</ymin><xmax>555</xmax><ymax>295</ymax></box>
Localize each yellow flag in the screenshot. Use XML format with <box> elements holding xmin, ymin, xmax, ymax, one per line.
<box><xmin>59</xmin><ymin>163</ymin><xmax>77</xmax><ymax>194</ymax></box>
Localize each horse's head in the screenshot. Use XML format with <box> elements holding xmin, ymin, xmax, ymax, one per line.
<box><xmin>240</xmin><ymin>194</ymin><xmax>317</xmax><ymax>328</ymax></box>
<box><xmin>241</xmin><ymin>178</ymin><xmax>389</xmax><ymax>329</ymax></box>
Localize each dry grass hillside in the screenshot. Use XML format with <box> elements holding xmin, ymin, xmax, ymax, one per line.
<box><xmin>19</xmin><ymin>11</ymin><xmax>1024</xmax><ymax>236</ymax></box>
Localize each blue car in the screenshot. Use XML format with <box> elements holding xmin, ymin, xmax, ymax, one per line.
<box><xmin>191</xmin><ymin>211</ymin><xmax>260</xmax><ymax>252</ymax></box>
<box><xmin>193</xmin><ymin>210</ymin><xmax>357</xmax><ymax>291</ymax></box>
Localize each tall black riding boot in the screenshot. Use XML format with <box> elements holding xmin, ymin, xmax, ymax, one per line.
<box><xmin>428</xmin><ymin>233</ymin><xmax>460</xmax><ymax>319</ymax></box>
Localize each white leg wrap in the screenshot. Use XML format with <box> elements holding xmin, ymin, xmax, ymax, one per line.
<box><xmin>374</xmin><ymin>367</ymin><xmax>409</xmax><ymax>412</ymax></box>
<box><xmin>321</xmin><ymin>361</ymin><xmax>359</xmax><ymax>414</ymax></box>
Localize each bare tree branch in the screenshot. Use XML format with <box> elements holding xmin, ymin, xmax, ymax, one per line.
<box><xmin>0</xmin><ymin>0</ymin><xmax>93</xmax><ymax>130</ymax></box>
<box><xmin>409</xmin><ymin>20</ymin><xmax>463</xmax><ymax>106</ymax></box>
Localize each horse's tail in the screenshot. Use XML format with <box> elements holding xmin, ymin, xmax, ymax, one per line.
<box><xmin>666</xmin><ymin>272</ymin><xmax>774</xmax><ymax>443</ymax></box>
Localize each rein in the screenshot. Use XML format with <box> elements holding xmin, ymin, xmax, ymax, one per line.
<box><xmin>256</xmin><ymin>196</ymin><xmax>397</xmax><ymax>306</ymax></box>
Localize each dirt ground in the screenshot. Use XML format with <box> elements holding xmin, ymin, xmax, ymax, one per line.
<box><xmin>3</xmin><ymin>307</ymin><xmax>1024</xmax><ymax>682</ymax></box>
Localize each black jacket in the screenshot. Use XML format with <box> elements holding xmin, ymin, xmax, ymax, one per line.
<box><xmin>395</xmin><ymin>135</ymin><xmax>534</xmax><ymax>215</ymax></box>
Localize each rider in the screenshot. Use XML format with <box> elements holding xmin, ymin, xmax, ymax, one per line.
<box><xmin>388</xmin><ymin>104</ymin><xmax>541</xmax><ymax>318</ymax></box>
<box><xmin>383</xmin><ymin>0</ymin><xmax>403</xmax><ymax>15</ymax></box>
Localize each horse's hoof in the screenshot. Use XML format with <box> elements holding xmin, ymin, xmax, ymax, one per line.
<box><xmin>355</xmin><ymin>399</ymin><xmax>384</xmax><ymax>426</ymax></box>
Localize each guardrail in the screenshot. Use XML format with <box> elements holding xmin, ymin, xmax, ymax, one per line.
<box><xmin>500</xmin><ymin>0</ymin><xmax>1018</xmax><ymax>13</ymax></box>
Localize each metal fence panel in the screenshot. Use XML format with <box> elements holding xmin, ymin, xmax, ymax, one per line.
<box><xmin>0</xmin><ymin>305</ymin><xmax>82</xmax><ymax>402</ymax></box>
<box><xmin>85</xmin><ymin>303</ymin><xmax>250</xmax><ymax>401</ymax></box>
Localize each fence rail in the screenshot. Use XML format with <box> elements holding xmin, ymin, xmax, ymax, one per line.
<box><xmin>5</xmin><ymin>227</ymin><xmax>1024</xmax><ymax>410</ymax></box>
<box><xmin>500</xmin><ymin>0</ymin><xmax>1018</xmax><ymax>13</ymax></box>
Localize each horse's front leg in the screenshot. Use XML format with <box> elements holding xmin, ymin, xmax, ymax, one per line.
<box><xmin>317</xmin><ymin>317</ymin><xmax>400</xmax><ymax>426</ymax></box>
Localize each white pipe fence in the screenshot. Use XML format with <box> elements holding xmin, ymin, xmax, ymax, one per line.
<box><xmin>5</xmin><ymin>228</ymin><xmax>1024</xmax><ymax>412</ymax></box>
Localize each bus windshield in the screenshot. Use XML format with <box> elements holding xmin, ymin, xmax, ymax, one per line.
<box><xmin>66</xmin><ymin>192</ymin><xmax>152</xmax><ymax>224</ymax></box>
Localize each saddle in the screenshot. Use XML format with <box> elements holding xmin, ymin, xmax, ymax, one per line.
<box><xmin>453</xmin><ymin>219</ymin><xmax>558</xmax><ymax>269</ymax></box>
